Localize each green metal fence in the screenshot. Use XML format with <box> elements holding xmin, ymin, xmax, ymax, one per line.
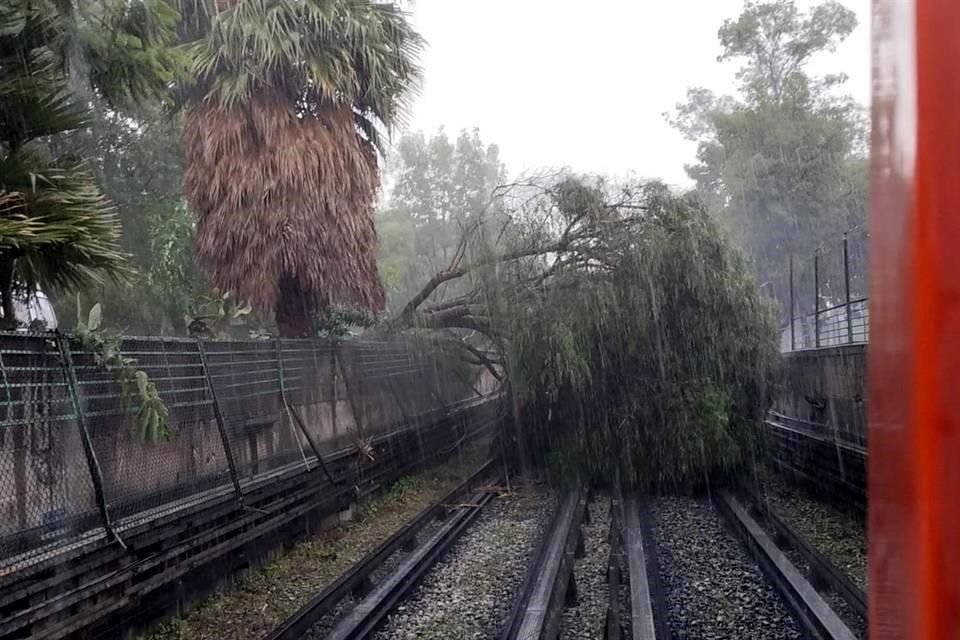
<box><xmin>0</xmin><ymin>333</ymin><xmax>480</xmax><ymax>571</ymax></box>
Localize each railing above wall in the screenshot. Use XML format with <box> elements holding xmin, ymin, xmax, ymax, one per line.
<box><xmin>779</xmin><ymin>227</ymin><xmax>869</xmax><ymax>352</ymax></box>
<box><xmin>780</xmin><ymin>298</ymin><xmax>869</xmax><ymax>351</ymax></box>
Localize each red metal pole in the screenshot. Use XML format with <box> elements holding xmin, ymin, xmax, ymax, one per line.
<box><xmin>870</xmin><ymin>1</ymin><xmax>960</xmax><ymax>638</ymax></box>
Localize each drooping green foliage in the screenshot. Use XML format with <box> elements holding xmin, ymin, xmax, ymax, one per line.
<box><xmin>467</xmin><ymin>178</ymin><xmax>778</xmax><ymax>491</ymax></box>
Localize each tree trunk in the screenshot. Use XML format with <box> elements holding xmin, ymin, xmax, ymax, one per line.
<box><xmin>510</xmin><ymin>386</ymin><xmax>529</xmax><ymax>478</ymax></box>
<box><xmin>275</xmin><ymin>275</ymin><xmax>311</xmax><ymax>338</ymax></box>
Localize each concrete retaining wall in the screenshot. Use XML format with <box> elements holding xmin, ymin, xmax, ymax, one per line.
<box><xmin>772</xmin><ymin>344</ymin><xmax>867</xmax><ymax>447</ymax></box>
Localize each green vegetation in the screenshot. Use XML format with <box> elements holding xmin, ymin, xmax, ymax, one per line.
<box><xmin>0</xmin><ymin>0</ymin><xmax>863</xmax><ymax>482</ymax></box>
<box><xmin>670</xmin><ymin>0</ymin><xmax>867</xmax><ymax>301</ymax></box>
<box><xmin>0</xmin><ymin>0</ymin><xmax>183</xmax><ymax>327</ymax></box>
<box><xmin>6</xmin><ymin>0</ymin><xmax>424</xmax><ymax>338</ymax></box>
<box><xmin>378</xmin><ymin>129</ymin><xmax>507</xmax><ymax>308</ymax></box>
<box><xmin>72</xmin><ymin>302</ymin><xmax>170</xmax><ymax>441</ymax></box>
<box><xmin>387</xmin><ymin>476</ymin><xmax>421</xmax><ymax>501</ymax></box>
<box><xmin>392</xmin><ymin>171</ymin><xmax>776</xmax><ymax>490</ymax></box>
<box><xmin>495</xmin><ymin>180</ymin><xmax>777</xmax><ymax>490</ymax></box>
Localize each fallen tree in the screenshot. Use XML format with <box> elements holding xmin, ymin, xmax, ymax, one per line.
<box><xmin>392</xmin><ymin>175</ymin><xmax>778</xmax><ymax>490</ymax></box>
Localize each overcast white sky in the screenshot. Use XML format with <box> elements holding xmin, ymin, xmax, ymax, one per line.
<box><xmin>399</xmin><ymin>0</ymin><xmax>872</xmax><ymax>187</ymax></box>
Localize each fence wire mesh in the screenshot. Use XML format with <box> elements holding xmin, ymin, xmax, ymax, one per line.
<box><xmin>0</xmin><ymin>333</ymin><xmax>484</xmax><ymax>573</ymax></box>
<box><xmin>0</xmin><ymin>334</ymin><xmax>102</xmax><ymax>572</ymax></box>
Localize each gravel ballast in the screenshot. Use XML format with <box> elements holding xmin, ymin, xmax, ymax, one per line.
<box><xmin>759</xmin><ymin>472</ymin><xmax>868</xmax><ymax>591</ymax></box>
<box><xmin>654</xmin><ymin>496</ymin><xmax>803</xmax><ymax>640</ymax></box>
<box><xmin>373</xmin><ymin>480</ymin><xmax>555</xmax><ymax>640</ymax></box>
<box><xmin>560</xmin><ymin>497</ymin><xmax>612</xmax><ymax>640</ymax></box>
<box><xmin>139</xmin><ymin>446</ymin><xmax>491</xmax><ymax>640</ymax></box>
<box><xmin>304</xmin><ymin>514</ymin><xmax>451</xmax><ymax>639</ymax></box>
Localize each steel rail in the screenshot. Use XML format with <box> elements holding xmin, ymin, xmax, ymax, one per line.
<box><xmin>745</xmin><ymin>494</ymin><xmax>867</xmax><ymax>621</ymax></box>
<box><xmin>325</xmin><ymin>487</ymin><xmax>494</xmax><ymax>640</ymax></box>
<box><xmin>714</xmin><ymin>491</ymin><xmax>857</xmax><ymax>640</ymax></box>
<box><xmin>263</xmin><ymin>459</ymin><xmax>497</xmax><ymax>640</ymax></box>
<box><xmin>499</xmin><ymin>486</ymin><xmax>588</xmax><ymax>640</ymax></box>
<box><xmin>605</xmin><ymin>487</ymin><xmax>623</xmax><ymax>640</ymax></box>
<box><xmin>622</xmin><ymin>496</ymin><xmax>658</xmax><ymax>640</ymax></box>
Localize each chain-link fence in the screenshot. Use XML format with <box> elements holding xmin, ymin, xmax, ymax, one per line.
<box><xmin>780</xmin><ymin>227</ymin><xmax>869</xmax><ymax>351</ymax></box>
<box><xmin>0</xmin><ymin>333</ymin><xmax>482</xmax><ymax>574</ymax></box>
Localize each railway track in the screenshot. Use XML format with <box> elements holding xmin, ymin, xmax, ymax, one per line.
<box><xmin>601</xmin><ymin>492</ymin><xmax>665</xmax><ymax>640</ymax></box>
<box><xmin>715</xmin><ymin>491</ymin><xmax>862</xmax><ymax>640</ymax></box>
<box><xmin>499</xmin><ymin>487</ymin><xmax>589</xmax><ymax>640</ymax></box>
<box><xmin>261</xmin><ymin>472</ymin><xmax>865</xmax><ymax>640</ymax></box>
<box><xmin>599</xmin><ymin>488</ymin><xmax>865</xmax><ymax>640</ymax></box>
<box><xmin>738</xmin><ymin>487</ymin><xmax>867</xmax><ymax>631</ymax></box>
<box><xmin>498</xmin><ymin>486</ymin><xmax>665</xmax><ymax>640</ymax></box>
<box><xmin>263</xmin><ymin>459</ymin><xmax>499</xmax><ymax>640</ymax></box>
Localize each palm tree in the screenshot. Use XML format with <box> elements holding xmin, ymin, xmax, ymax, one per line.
<box><xmin>183</xmin><ymin>0</ymin><xmax>422</xmax><ymax>336</ymax></box>
<box><xmin>0</xmin><ymin>0</ymin><xmax>182</xmax><ymax>328</ymax></box>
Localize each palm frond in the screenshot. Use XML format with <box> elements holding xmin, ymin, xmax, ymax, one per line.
<box><xmin>0</xmin><ymin>156</ymin><xmax>131</xmax><ymax>292</ymax></box>
<box><xmin>0</xmin><ymin>69</ymin><xmax>89</xmax><ymax>145</ymax></box>
<box><xmin>187</xmin><ymin>0</ymin><xmax>422</xmax><ymax>141</ymax></box>
<box><xmin>79</xmin><ymin>0</ymin><xmax>189</xmax><ymax>107</ymax></box>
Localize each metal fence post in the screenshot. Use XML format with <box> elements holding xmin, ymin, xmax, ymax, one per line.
<box><xmin>843</xmin><ymin>233</ymin><xmax>854</xmax><ymax>344</ymax></box>
<box><xmin>275</xmin><ymin>338</ymin><xmax>309</xmax><ymax>470</ymax></box>
<box><xmin>196</xmin><ymin>339</ymin><xmax>244</xmax><ymax>509</ymax></box>
<box><xmin>814</xmin><ymin>252</ymin><xmax>821</xmax><ymax>348</ymax></box>
<box><xmin>275</xmin><ymin>339</ymin><xmax>339</xmax><ymax>486</ymax></box>
<box><xmin>55</xmin><ymin>334</ymin><xmax>122</xmax><ymax>545</ymax></box>
<box><xmin>789</xmin><ymin>254</ymin><xmax>796</xmax><ymax>351</ymax></box>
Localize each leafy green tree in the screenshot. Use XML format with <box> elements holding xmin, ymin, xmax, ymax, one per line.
<box><xmin>0</xmin><ymin>0</ymin><xmax>184</xmax><ymax>328</ymax></box>
<box><xmin>49</xmin><ymin>102</ymin><xmax>205</xmax><ymax>334</ymax></box>
<box><xmin>376</xmin><ymin>207</ymin><xmax>416</xmax><ymax>304</ymax></box>
<box><xmin>62</xmin><ymin>199</ymin><xmax>204</xmax><ymax>334</ymax></box>
<box><xmin>670</xmin><ymin>0</ymin><xmax>867</xmax><ymax>305</ymax></box>
<box><xmin>378</xmin><ymin>128</ymin><xmax>506</xmax><ymax>308</ymax></box>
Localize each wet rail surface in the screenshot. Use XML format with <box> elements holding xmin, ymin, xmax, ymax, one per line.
<box><xmin>737</xmin><ymin>486</ymin><xmax>868</xmax><ymax>637</ymax></box>
<box><xmin>622</xmin><ymin>496</ymin><xmax>659</xmax><ymax>640</ymax></box>
<box><xmin>602</xmin><ymin>491</ymin><xmax>668</xmax><ymax>640</ymax></box>
<box><xmin>499</xmin><ymin>487</ymin><xmax>588</xmax><ymax>640</ymax></box>
<box><xmin>260</xmin><ymin>477</ymin><xmax>865</xmax><ymax>640</ymax></box>
<box><xmin>714</xmin><ymin>491</ymin><xmax>859</xmax><ymax>640</ymax></box>
<box><xmin>604</xmin><ymin>491</ymin><xmax>624</xmax><ymax>640</ymax></box>
<box><xmin>263</xmin><ymin>459</ymin><xmax>499</xmax><ymax>640</ymax></box>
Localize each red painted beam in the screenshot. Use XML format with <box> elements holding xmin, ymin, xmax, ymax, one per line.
<box><xmin>870</xmin><ymin>1</ymin><xmax>960</xmax><ymax>638</ymax></box>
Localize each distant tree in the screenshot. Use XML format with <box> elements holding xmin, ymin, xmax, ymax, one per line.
<box><xmin>378</xmin><ymin>129</ymin><xmax>506</xmax><ymax>307</ymax></box>
<box><xmin>182</xmin><ymin>0</ymin><xmax>422</xmax><ymax>337</ymax></box>
<box><xmin>50</xmin><ymin>104</ymin><xmax>204</xmax><ymax>334</ymax></box>
<box><xmin>0</xmin><ymin>0</ymin><xmax>183</xmax><ymax>328</ymax></box>
<box><xmin>670</xmin><ymin>0</ymin><xmax>867</xmax><ymax>305</ymax></box>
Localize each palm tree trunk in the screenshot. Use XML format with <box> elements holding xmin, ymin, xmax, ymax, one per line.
<box><xmin>275</xmin><ymin>275</ymin><xmax>311</xmax><ymax>338</ymax></box>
